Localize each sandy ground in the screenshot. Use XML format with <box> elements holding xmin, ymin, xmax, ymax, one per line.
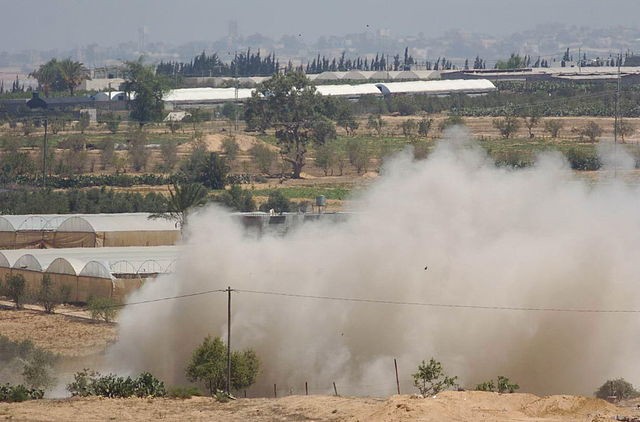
<box><xmin>0</xmin><ymin>307</ymin><xmax>116</xmax><ymax>357</ymax></box>
<box><xmin>1</xmin><ymin>391</ymin><xmax>638</xmax><ymax>421</ymax></box>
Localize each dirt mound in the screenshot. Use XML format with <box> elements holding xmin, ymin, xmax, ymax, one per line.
<box><xmin>1</xmin><ymin>392</ymin><xmax>634</xmax><ymax>421</ymax></box>
<box><xmin>203</xmin><ymin>133</ymin><xmax>278</xmax><ymax>152</ymax></box>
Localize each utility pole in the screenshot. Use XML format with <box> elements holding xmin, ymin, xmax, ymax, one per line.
<box><xmin>614</xmin><ymin>53</ymin><xmax>621</xmax><ymax>178</ymax></box>
<box><xmin>226</xmin><ymin>286</ymin><xmax>232</xmax><ymax>395</ymax></box>
<box><xmin>42</xmin><ymin>118</ymin><xmax>48</xmax><ymax>187</ymax></box>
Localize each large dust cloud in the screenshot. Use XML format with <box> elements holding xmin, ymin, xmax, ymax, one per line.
<box><xmin>106</xmin><ymin>129</ymin><xmax>640</xmax><ymax>396</ymax></box>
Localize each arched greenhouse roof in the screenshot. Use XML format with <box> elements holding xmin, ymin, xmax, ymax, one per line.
<box><xmin>56</xmin><ymin>213</ymin><xmax>179</xmax><ymax>233</ymax></box>
<box><xmin>1</xmin><ymin>246</ymin><xmax>181</xmax><ymax>279</ymax></box>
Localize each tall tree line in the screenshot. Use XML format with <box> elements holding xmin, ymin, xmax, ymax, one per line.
<box><xmin>157</xmin><ymin>49</ymin><xmax>279</xmax><ymax>77</ymax></box>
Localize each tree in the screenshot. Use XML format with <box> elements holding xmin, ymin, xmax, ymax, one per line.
<box><xmin>244</xmin><ymin>71</ymin><xmax>329</xmax><ymax>178</ymax></box>
<box><xmin>493</xmin><ymin>115</ymin><xmax>520</xmax><ymax>139</ymax></box>
<box><xmin>259</xmin><ymin>190</ymin><xmax>292</xmax><ymax>213</ymax></box>
<box><xmin>311</xmin><ymin>116</ymin><xmax>337</xmax><ymax>144</ymax></box>
<box><xmin>346</xmin><ymin>138</ymin><xmax>372</xmax><ymax>174</ymax></box>
<box><xmin>122</xmin><ymin>60</ymin><xmax>168</xmax><ymax>127</ymax></box>
<box><xmin>595</xmin><ymin>378</ymin><xmax>639</xmax><ymax>401</ymax></box>
<box><xmin>216</xmin><ymin>185</ymin><xmax>256</xmax><ymax>212</ymax></box>
<box><xmin>523</xmin><ymin>114</ymin><xmax>540</xmax><ymax>138</ymax></box>
<box><xmin>544</xmin><ymin>119</ymin><xmax>563</xmax><ymax>138</ymax></box>
<box><xmin>160</xmin><ymin>141</ymin><xmax>179</xmax><ymax>171</ymax></box>
<box><xmin>77</xmin><ymin>112</ymin><xmax>90</xmax><ymax>134</ymax></box>
<box><xmin>616</xmin><ymin>120</ymin><xmax>635</xmax><ymax>142</ymax></box>
<box><xmin>315</xmin><ymin>141</ymin><xmax>341</xmax><ymax>176</ymax></box>
<box><xmin>186</xmin><ymin>336</ymin><xmax>260</xmax><ymax>396</ymax></box>
<box><xmin>581</xmin><ymin>121</ymin><xmax>603</xmax><ymax>143</ymax></box>
<box><xmin>3</xmin><ymin>274</ymin><xmax>27</xmax><ymax>310</ymax></box>
<box><xmin>87</xmin><ymin>297</ymin><xmax>119</xmax><ymax>323</ymax></box>
<box><xmin>221</xmin><ymin>137</ymin><xmax>240</xmax><ymax>162</ymax></box>
<box><xmin>402</xmin><ymin>119</ymin><xmax>417</xmax><ymax>137</ymax></box>
<box><xmin>367</xmin><ymin>114</ymin><xmax>385</xmax><ymax>136</ymax></box>
<box><xmin>57</xmin><ymin>58</ymin><xmax>90</xmax><ymax>96</ymax></box>
<box><xmin>101</xmin><ymin>140</ymin><xmax>115</xmax><ymax>170</ymax></box>
<box><xmin>151</xmin><ymin>181</ymin><xmax>208</xmax><ymax>230</ymax></box>
<box><xmin>418</xmin><ymin>118</ymin><xmax>433</xmax><ymax>137</ymax></box>
<box><xmin>37</xmin><ymin>275</ymin><xmax>66</xmax><ymax>314</ymax></box>
<box><xmin>181</xmin><ymin>138</ymin><xmax>229</xmax><ymax>189</ymax></box>
<box><xmin>127</xmin><ymin>130</ymin><xmax>149</xmax><ymax>172</ymax></box>
<box><xmin>249</xmin><ymin>143</ymin><xmax>276</xmax><ymax>175</ymax></box>
<box><xmin>412</xmin><ymin>358</ymin><xmax>457</xmax><ymax>396</ymax></box>
<box><xmin>29</xmin><ymin>59</ymin><xmax>62</xmax><ymax>97</ymax></box>
<box><xmin>99</xmin><ymin>112</ymin><xmax>121</xmax><ymax>134</ymax></box>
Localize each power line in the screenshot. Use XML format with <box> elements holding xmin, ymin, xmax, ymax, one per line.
<box><xmin>234</xmin><ymin>288</ymin><xmax>640</xmax><ymax>314</ymax></box>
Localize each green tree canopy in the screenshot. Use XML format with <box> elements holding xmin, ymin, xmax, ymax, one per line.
<box><xmin>244</xmin><ymin>71</ymin><xmax>331</xmax><ymax>178</ymax></box>
<box><xmin>122</xmin><ymin>60</ymin><xmax>168</xmax><ymax>127</ymax></box>
<box><xmin>186</xmin><ymin>336</ymin><xmax>260</xmax><ymax>396</ymax></box>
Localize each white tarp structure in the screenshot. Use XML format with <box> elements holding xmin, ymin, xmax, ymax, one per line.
<box><xmin>375</xmin><ymin>79</ymin><xmax>496</xmax><ymax>96</ymax></box>
<box><xmin>0</xmin><ymin>246</ymin><xmax>181</xmax><ymax>302</ymax></box>
<box><xmin>163</xmin><ymin>79</ymin><xmax>496</xmax><ymax>106</ymax></box>
<box><xmin>0</xmin><ymin>213</ymin><xmax>180</xmax><ymax>249</ymax></box>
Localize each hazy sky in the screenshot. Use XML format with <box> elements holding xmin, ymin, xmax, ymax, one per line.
<box><xmin>2</xmin><ymin>0</ymin><xmax>640</xmax><ymax>51</ymax></box>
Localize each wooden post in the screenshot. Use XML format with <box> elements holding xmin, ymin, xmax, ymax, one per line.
<box><xmin>333</xmin><ymin>382</ymin><xmax>338</xmax><ymax>396</ymax></box>
<box><xmin>274</xmin><ymin>383</ymin><xmax>277</xmax><ymax>398</ymax></box>
<box><xmin>244</xmin><ymin>390</ymin><xmax>247</xmax><ymax>398</ymax></box>
<box><xmin>226</xmin><ymin>287</ymin><xmax>232</xmax><ymax>395</ymax></box>
<box><xmin>394</xmin><ymin>358</ymin><xmax>400</xmax><ymax>395</ymax></box>
<box><xmin>305</xmin><ymin>381</ymin><xmax>308</xmax><ymax>396</ymax></box>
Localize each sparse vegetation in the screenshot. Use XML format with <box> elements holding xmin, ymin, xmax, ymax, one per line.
<box><xmin>595</xmin><ymin>378</ymin><xmax>639</xmax><ymax>401</ymax></box>
<box><xmin>412</xmin><ymin>358</ymin><xmax>458</xmax><ymax>396</ymax></box>
<box><xmin>87</xmin><ymin>297</ymin><xmax>119</xmax><ymax>323</ymax></box>
<box><xmin>476</xmin><ymin>376</ymin><xmax>519</xmax><ymax>393</ymax></box>
<box><xmin>186</xmin><ymin>335</ymin><xmax>260</xmax><ymax>396</ymax></box>
<box><xmin>66</xmin><ymin>369</ymin><xmax>166</xmax><ymax>398</ymax></box>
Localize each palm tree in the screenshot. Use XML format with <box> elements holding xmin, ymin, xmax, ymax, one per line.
<box><xmin>30</xmin><ymin>59</ymin><xmax>60</xmax><ymax>97</ymax></box>
<box><xmin>150</xmin><ymin>181</ymin><xmax>209</xmax><ymax>230</ymax></box>
<box><xmin>57</xmin><ymin>58</ymin><xmax>90</xmax><ymax>96</ymax></box>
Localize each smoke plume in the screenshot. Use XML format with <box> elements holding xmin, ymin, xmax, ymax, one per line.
<box><xmin>107</xmin><ymin>129</ymin><xmax>640</xmax><ymax>396</ymax></box>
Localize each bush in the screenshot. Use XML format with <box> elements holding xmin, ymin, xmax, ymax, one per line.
<box><xmin>37</xmin><ymin>275</ymin><xmax>65</xmax><ymax>313</ymax></box>
<box><xmin>0</xmin><ymin>384</ymin><xmax>44</xmax><ymax>402</ymax></box>
<box><xmin>2</xmin><ymin>274</ymin><xmax>27</xmax><ymax>309</ymax></box>
<box><xmin>87</xmin><ymin>297</ymin><xmax>119</xmax><ymax>323</ymax></box>
<box><xmin>249</xmin><ymin>143</ymin><xmax>276</xmax><ymax>175</ymax></box>
<box><xmin>544</xmin><ymin>119</ymin><xmax>564</xmax><ymax>138</ymax></box>
<box><xmin>259</xmin><ymin>190</ymin><xmax>291</xmax><ymax>214</ymax></box>
<box><xmin>493</xmin><ymin>116</ymin><xmax>520</xmax><ymax>139</ymax></box>
<box><xmin>167</xmin><ymin>386</ymin><xmax>201</xmax><ymax>399</ymax></box>
<box><xmin>565</xmin><ymin>148</ymin><xmax>601</xmax><ymax>171</ymax></box>
<box><xmin>67</xmin><ymin>369</ymin><xmax>166</xmax><ymax>398</ymax></box>
<box><xmin>595</xmin><ymin>378</ymin><xmax>639</xmax><ymax>401</ymax></box>
<box><xmin>186</xmin><ymin>336</ymin><xmax>260</xmax><ymax>396</ymax></box>
<box><xmin>581</xmin><ymin>121</ymin><xmax>603</xmax><ymax>142</ymax></box>
<box><xmin>412</xmin><ymin>358</ymin><xmax>458</xmax><ymax>396</ymax></box>
<box><xmin>221</xmin><ymin>137</ymin><xmax>240</xmax><ymax>162</ymax></box>
<box><xmin>476</xmin><ymin>376</ymin><xmax>519</xmax><ymax>393</ymax></box>
<box><xmin>0</xmin><ymin>335</ymin><xmax>58</xmax><ymax>390</ymax></box>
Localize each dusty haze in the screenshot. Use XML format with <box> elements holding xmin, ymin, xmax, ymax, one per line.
<box><xmin>106</xmin><ymin>129</ymin><xmax>640</xmax><ymax>397</ymax></box>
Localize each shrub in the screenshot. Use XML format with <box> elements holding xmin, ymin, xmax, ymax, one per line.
<box><xmin>493</xmin><ymin>116</ymin><xmax>521</xmax><ymax>139</ymax></box>
<box><xmin>581</xmin><ymin>121</ymin><xmax>603</xmax><ymax>143</ymax></box>
<box><xmin>595</xmin><ymin>378</ymin><xmax>639</xmax><ymax>401</ymax></box>
<box><xmin>439</xmin><ymin>115</ymin><xmax>465</xmax><ymax>131</ymax></box>
<box><xmin>87</xmin><ymin>297</ymin><xmax>119</xmax><ymax>323</ymax></box>
<box><xmin>544</xmin><ymin>119</ymin><xmax>564</xmax><ymax>138</ymax></box>
<box><xmin>259</xmin><ymin>190</ymin><xmax>291</xmax><ymax>214</ymax></box>
<box><xmin>186</xmin><ymin>336</ymin><xmax>260</xmax><ymax>396</ymax></box>
<box><xmin>3</xmin><ymin>274</ymin><xmax>27</xmax><ymax>309</ymax></box>
<box><xmin>418</xmin><ymin>118</ymin><xmax>433</xmax><ymax>137</ymax></box>
<box><xmin>221</xmin><ymin>137</ymin><xmax>240</xmax><ymax>162</ymax></box>
<box><xmin>67</xmin><ymin>369</ymin><xmax>166</xmax><ymax>398</ymax></box>
<box><xmin>167</xmin><ymin>386</ymin><xmax>201</xmax><ymax>399</ymax></box>
<box><xmin>477</xmin><ymin>376</ymin><xmax>519</xmax><ymax>393</ymax></box>
<box><xmin>0</xmin><ymin>335</ymin><xmax>58</xmax><ymax>390</ymax></box>
<box><xmin>412</xmin><ymin>358</ymin><xmax>458</xmax><ymax>396</ymax></box>
<box><xmin>565</xmin><ymin>148</ymin><xmax>601</xmax><ymax>171</ymax></box>
<box><xmin>401</xmin><ymin>119</ymin><xmax>417</xmax><ymax>137</ymax></box>
<box><xmin>37</xmin><ymin>275</ymin><xmax>62</xmax><ymax>313</ymax></box>
<box><xmin>249</xmin><ymin>143</ymin><xmax>276</xmax><ymax>175</ymax></box>
<box><xmin>0</xmin><ymin>384</ymin><xmax>44</xmax><ymax>402</ymax></box>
